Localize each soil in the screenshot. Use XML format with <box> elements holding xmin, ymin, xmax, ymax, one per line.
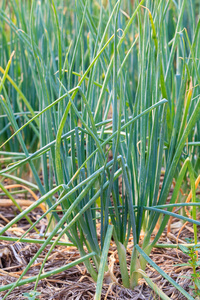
<box><xmin>0</xmin><ymin>183</ymin><xmax>200</xmax><ymax>299</ymax></box>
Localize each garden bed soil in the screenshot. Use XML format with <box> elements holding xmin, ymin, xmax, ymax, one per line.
<box><xmin>0</xmin><ymin>203</ymin><xmax>199</xmax><ymax>300</ymax></box>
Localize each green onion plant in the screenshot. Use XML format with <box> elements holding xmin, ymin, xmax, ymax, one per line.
<box><xmin>0</xmin><ymin>0</ymin><xmax>200</xmax><ymax>299</ymax></box>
